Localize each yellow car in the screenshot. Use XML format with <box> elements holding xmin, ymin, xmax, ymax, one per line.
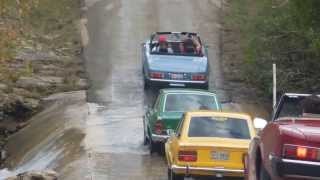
<box><xmin>165</xmin><ymin>111</ymin><xmax>256</xmax><ymax>180</ymax></box>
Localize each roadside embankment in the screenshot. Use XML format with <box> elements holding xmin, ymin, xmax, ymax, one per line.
<box><xmin>222</xmin><ymin>0</ymin><xmax>320</xmax><ymax>99</ymax></box>
<box><xmin>0</xmin><ymin>91</ymin><xmax>88</xmax><ymax>179</ymax></box>
<box><xmin>220</xmin><ymin>0</ymin><xmax>271</xmax><ymax>118</ymax></box>
<box><xmin>0</xmin><ymin>0</ymin><xmax>87</xmax><ymax>156</ymax></box>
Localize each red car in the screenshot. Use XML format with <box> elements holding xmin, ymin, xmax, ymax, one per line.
<box><xmin>245</xmin><ymin>93</ymin><xmax>320</xmax><ymax>180</ymax></box>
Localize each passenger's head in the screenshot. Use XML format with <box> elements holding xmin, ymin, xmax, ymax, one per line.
<box><xmin>158</xmin><ymin>35</ymin><xmax>168</xmax><ymax>52</ymax></box>
<box><xmin>184</xmin><ymin>38</ymin><xmax>194</xmax><ymax>53</ymax></box>
<box><xmin>301</xmin><ymin>94</ymin><xmax>320</xmax><ymax>115</ymax></box>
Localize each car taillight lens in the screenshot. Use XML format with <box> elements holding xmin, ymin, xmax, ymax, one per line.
<box><xmin>178</xmin><ymin>150</ymin><xmax>197</xmax><ymax>162</ymax></box>
<box><xmin>192</xmin><ymin>74</ymin><xmax>205</xmax><ymax>81</ymax></box>
<box><xmin>283</xmin><ymin>144</ymin><xmax>319</xmax><ymax>161</ymax></box>
<box><xmin>154</xmin><ymin>120</ymin><xmax>162</xmax><ymax>135</ymax></box>
<box><xmin>150</xmin><ymin>72</ymin><xmax>164</xmax><ymax>79</ymax></box>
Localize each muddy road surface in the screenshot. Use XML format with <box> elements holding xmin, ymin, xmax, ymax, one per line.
<box><xmin>0</xmin><ymin>0</ymin><xmax>248</xmax><ymax>179</ymax></box>
<box><xmin>83</xmin><ymin>0</ymin><xmax>223</xmax><ymax>179</ymax></box>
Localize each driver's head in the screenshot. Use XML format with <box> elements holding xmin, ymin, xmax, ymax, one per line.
<box><xmin>158</xmin><ymin>35</ymin><xmax>168</xmax><ymax>52</ymax></box>
<box><xmin>301</xmin><ymin>94</ymin><xmax>320</xmax><ymax>114</ymax></box>
<box><xmin>158</xmin><ymin>35</ymin><xmax>167</xmax><ymax>45</ymax></box>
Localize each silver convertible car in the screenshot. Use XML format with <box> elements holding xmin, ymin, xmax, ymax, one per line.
<box><xmin>142</xmin><ymin>32</ymin><xmax>209</xmax><ymax>89</ymax></box>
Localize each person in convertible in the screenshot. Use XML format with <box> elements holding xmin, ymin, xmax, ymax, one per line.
<box><xmin>152</xmin><ymin>35</ymin><xmax>173</xmax><ymax>53</ymax></box>
<box><xmin>180</xmin><ymin>34</ymin><xmax>202</xmax><ymax>55</ymax></box>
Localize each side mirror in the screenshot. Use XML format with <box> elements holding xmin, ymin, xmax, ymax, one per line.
<box><xmin>253</xmin><ymin>118</ymin><xmax>268</xmax><ymax>130</ymax></box>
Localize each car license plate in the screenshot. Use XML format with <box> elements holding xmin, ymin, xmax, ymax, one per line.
<box><xmin>171</xmin><ymin>73</ymin><xmax>183</xmax><ymax>80</ymax></box>
<box><xmin>211</xmin><ymin>151</ymin><xmax>229</xmax><ymax>160</ymax></box>
<box><xmin>169</xmin><ymin>83</ymin><xmax>185</xmax><ymax>87</ymax></box>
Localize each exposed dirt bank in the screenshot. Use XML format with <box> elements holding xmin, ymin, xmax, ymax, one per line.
<box><xmin>221</xmin><ymin>0</ymin><xmax>271</xmax><ymax>119</ymax></box>
<box><xmin>0</xmin><ymin>0</ymin><xmax>88</xmax><ymax>161</ymax></box>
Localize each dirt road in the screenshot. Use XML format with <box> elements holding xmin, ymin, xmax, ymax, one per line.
<box><xmin>82</xmin><ymin>0</ymin><xmax>224</xmax><ymax>179</ymax></box>
<box><xmin>0</xmin><ymin>0</ymin><xmax>239</xmax><ymax>179</ymax></box>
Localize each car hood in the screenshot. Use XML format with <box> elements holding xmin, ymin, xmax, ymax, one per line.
<box><xmin>148</xmin><ymin>55</ymin><xmax>207</xmax><ymax>73</ymax></box>
<box><xmin>279</xmin><ymin>119</ymin><xmax>320</xmax><ymax>143</ymax></box>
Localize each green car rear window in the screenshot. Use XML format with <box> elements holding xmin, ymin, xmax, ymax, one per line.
<box><xmin>164</xmin><ymin>93</ymin><xmax>218</xmax><ymax>112</ymax></box>
<box><xmin>188</xmin><ymin>116</ymin><xmax>250</xmax><ymax>139</ymax></box>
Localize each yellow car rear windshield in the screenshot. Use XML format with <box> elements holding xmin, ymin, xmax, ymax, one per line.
<box><xmin>188</xmin><ymin>116</ymin><xmax>251</xmax><ymax>139</ymax></box>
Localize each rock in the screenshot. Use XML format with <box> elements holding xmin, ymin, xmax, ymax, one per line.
<box><xmin>0</xmin><ymin>84</ymin><xmax>8</xmax><ymax>91</ymax></box>
<box><xmin>77</xmin><ymin>78</ymin><xmax>88</xmax><ymax>89</ymax></box>
<box><xmin>13</xmin><ymin>88</ymin><xmax>34</xmax><ymax>98</ymax></box>
<box><xmin>23</xmin><ymin>98</ymin><xmax>40</xmax><ymax>109</ymax></box>
<box><xmin>16</xmin><ymin>77</ymin><xmax>51</xmax><ymax>90</ymax></box>
<box><xmin>16</xmin><ymin>75</ymin><xmax>65</xmax><ymax>89</ymax></box>
<box><xmin>0</xmin><ymin>111</ymin><xmax>4</xmax><ymax>121</ymax></box>
<box><xmin>1</xmin><ymin>95</ymin><xmax>33</xmax><ymax>117</ymax></box>
<box><xmin>40</xmin><ymin>64</ymin><xmax>58</xmax><ymax>70</ymax></box>
<box><xmin>15</xmin><ymin>49</ymin><xmax>59</xmax><ymax>61</ymax></box>
<box><xmin>5</xmin><ymin>170</ymin><xmax>58</xmax><ymax>180</ymax></box>
<box><xmin>38</xmin><ymin>76</ymin><xmax>63</xmax><ymax>84</ymax></box>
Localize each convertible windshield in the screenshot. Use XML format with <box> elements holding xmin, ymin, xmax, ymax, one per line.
<box><xmin>150</xmin><ymin>33</ymin><xmax>203</xmax><ymax>57</ymax></box>
<box><xmin>188</xmin><ymin>116</ymin><xmax>251</xmax><ymax>139</ymax></box>
<box><xmin>277</xmin><ymin>96</ymin><xmax>304</xmax><ymax>118</ymax></box>
<box><xmin>164</xmin><ymin>93</ymin><xmax>218</xmax><ymax>112</ymax></box>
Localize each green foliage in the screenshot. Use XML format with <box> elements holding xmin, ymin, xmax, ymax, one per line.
<box><xmin>229</xmin><ymin>0</ymin><xmax>320</xmax><ymax>96</ymax></box>
<box><xmin>0</xmin><ymin>0</ymin><xmax>81</xmax><ymax>84</ymax></box>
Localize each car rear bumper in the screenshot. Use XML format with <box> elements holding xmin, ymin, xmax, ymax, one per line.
<box><xmin>271</xmin><ymin>155</ymin><xmax>320</xmax><ymax>179</ymax></box>
<box><xmin>147</xmin><ymin>78</ymin><xmax>208</xmax><ymax>88</ymax></box>
<box><xmin>151</xmin><ymin>133</ymin><xmax>169</xmax><ymax>142</ymax></box>
<box><xmin>171</xmin><ymin>164</ymin><xmax>244</xmax><ymax>177</ymax></box>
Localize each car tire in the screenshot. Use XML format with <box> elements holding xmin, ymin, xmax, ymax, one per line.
<box><xmin>144</xmin><ymin>78</ymin><xmax>150</xmax><ymax>90</ymax></box>
<box><xmin>168</xmin><ymin>168</ymin><xmax>184</xmax><ymax>180</ymax></box>
<box><xmin>143</xmin><ymin>121</ymin><xmax>149</xmax><ymax>145</ymax></box>
<box><xmin>259</xmin><ymin>162</ymin><xmax>271</xmax><ymax>180</ymax></box>
<box><xmin>201</xmin><ymin>82</ymin><xmax>209</xmax><ymax>90</ymax></box>
<box><xmin>149</xmin><ymin>140</ymin><xmax>159</xmax><ymax>154</ymax></box>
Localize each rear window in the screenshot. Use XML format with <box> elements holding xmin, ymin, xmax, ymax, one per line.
<box><xmin>164</xmin><ymin>93</ymin><xmax>218</xmax><ymax>112</ymax></box>
<box><xmin>188</xmin><ymin>116</ymin><xmax>251</xmax><ymax>139</ymax></box>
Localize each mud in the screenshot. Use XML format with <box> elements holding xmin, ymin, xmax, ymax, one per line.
<box><xmin>0</xmin><ymin>0</ymin><xmax>268</xmax><ymax>180</ymax></box>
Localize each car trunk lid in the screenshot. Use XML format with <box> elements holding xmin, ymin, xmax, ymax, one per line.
<box><xmin>177</xmin><ymin>138</ymin><xmax>250</xmax><ymax>169</ymax></box>
<box><xmin>279</xmin><ymin>119</ymin><xmax>320</xmax><ymax>144</ymax></box>
<box><xmin>149</xmin><ymin>55</ymin><xmax>207</xmax><ymax>73</ymax></box>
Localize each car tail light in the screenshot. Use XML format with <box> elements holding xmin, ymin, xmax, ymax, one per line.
<box><xmin>150</xmin><ymin>72</ymin><xmax>164</xmax><ymax>79</ymax></box>
<box><xmin>192</xmin><ymin>74</ymin><xmax>206</xmax><ymax>81</ymax></box>
<box><xmin>283</xmin><ymin>144</ymin><xmax>319</xmax><ymax>161</ymax></box>
<box><xmin>178</xmin><ymin>150</ymin><xmax>197</xmax><ymax>162</ymax></box>
<box><xmin>154</xmin><ymin>120</ymin><xmax>163</xmax><ymax>135</ymax></box>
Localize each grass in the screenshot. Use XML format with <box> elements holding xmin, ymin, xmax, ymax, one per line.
<box><xmin>0</xmin><ymin>0</ymin><xmax>82</xmax><ymax>92</ymax></box>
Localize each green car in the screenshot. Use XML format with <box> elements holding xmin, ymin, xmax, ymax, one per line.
<box><xmin>143</xmin><ymin>88</ymin><xmax>221</xmax><ymax>153</ymax></box>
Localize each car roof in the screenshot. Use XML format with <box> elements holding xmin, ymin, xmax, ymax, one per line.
<box><xmin>185</xmin><ymin>111</ymin><xmax>251</xmax><ymax>120</ymax></box>
<box><xmin>160</xmin><ymin>88</ymin><xmax>216</xmax><ymax>95</ymax></box>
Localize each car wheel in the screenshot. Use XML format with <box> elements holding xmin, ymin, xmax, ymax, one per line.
<box><xmin>149</xmin><ymin>140</ymin><xmax>159</xmax><ymax>154</ymax></box>
<box><xmin>144</xmin><ymin>78</ymin><xmax>150</xmax><ymax>89</ymax></box>
<box><xmin>143</xmin><ymin>122</ymin><xmax>149</xmax><ymax>145</ymax></box>
<box><xmin>168</xmin><ymin>168</ymin><xmax>184</xmax><ymax>180</ymax></box>
<box><xmin>202</xmin><ymin>82</ymin><xmax>209</xmax><ymax>90</ymax></box>
<box><xmin>259</xmin><ymin>162</ymin><xmax>271</xmax><ymax>180</ymax></box>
